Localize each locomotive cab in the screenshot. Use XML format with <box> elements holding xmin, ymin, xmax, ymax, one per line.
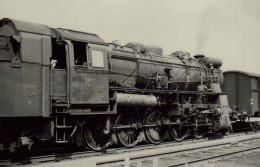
<box><xmin>50</xmin><ymin>28</ymin><xmax>111</xmax><ymax>112</ymax></box>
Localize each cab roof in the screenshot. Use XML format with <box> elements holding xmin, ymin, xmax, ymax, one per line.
<box><xmin>0</xmin><ymin>18</ymin><xmax>105</xmax><ymax>44</ymax></box>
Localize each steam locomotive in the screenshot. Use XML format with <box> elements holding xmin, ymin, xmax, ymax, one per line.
<box><xmin>0</xmin><ymin>18</ymin><xmax>245</xmax><ymax>152</ymax></box>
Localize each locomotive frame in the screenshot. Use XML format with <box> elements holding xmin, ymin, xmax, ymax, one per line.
<box><xmin>0</xmin><ymin>18</ymin><xmax>238</xmax><ymax>152</ymax></box>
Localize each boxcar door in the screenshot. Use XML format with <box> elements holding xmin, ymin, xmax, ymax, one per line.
<box><xmin>67</xmin><ymin>41</ymin><xmax>109</xmax><ymax>105</ymax></box>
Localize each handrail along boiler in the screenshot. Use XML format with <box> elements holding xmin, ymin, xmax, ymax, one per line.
<box><xmin>0</xmin><ymin>18</ymin><xmax>232</xmax><ymax>151</ymax></box>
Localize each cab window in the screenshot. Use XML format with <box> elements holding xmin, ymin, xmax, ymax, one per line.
<box><xmin>91</xmin><ymin>50</ymin><xmax>104</xmax><ymax>68</ymax></box>
<box><xmin>51</xmin><ymin>40</ymin><xmax>66</xmax><ymax>69</ymax></box>
<box><xmin>73</xmin><ymin>41</ymin><xmax>87</xmax><ymax>66</ymax></box>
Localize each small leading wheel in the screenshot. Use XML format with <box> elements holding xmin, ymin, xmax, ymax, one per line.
<box><xmin>169</xmin><ymin>116</ymin><xmax>189</xmax><ymax>141</ymax></box>
<box><xmin>81</xmin><ymin>118</ymin><xmax>111</xmax><ymax>151</ymax></box>
<box><xmin>193</xmin><ymin>126</ymin><xmax>207</xmax><ymax>139</ymax></box>
<box><xmin>144</xmin><ymin>111</ymin><xmax>165</xmax><ymax>144</ymax></box>
<box><xmin>115</xmin><ymin>113</ymin><xmax>142</xmax><ymax>147</ymax></box>
<box><xmin>221</xmin><ymin>124</ymin><xmax>233</xmax><ymax>135</ymax></box>
<box><xmin>250</xmin><ymin>122</ymin><xmax>259</xmax><ymax>132</ymax></box>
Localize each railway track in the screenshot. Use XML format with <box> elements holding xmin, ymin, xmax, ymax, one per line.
<box><xmin>101</xmin><ymin>138</ymin><xmax>260</xmax><ymax>167</ymax></box>
<box><xmin>0</xmin><ymin>131</ymin><xmax>259</xmax><ymax>167</ymax></box>
<box><xmin>94</xmin><ymin>134</ymin><xmax>260</xmax><ymax>167</ymax></box>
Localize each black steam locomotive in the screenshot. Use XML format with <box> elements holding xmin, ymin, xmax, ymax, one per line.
<box><xmin>0</xmin><ymin>18</ymin><xmax>245</xmax><ymax>152</ymax></box>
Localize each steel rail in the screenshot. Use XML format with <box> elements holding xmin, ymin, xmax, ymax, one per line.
<box><xmin>96</xmin><ymin>138</ymin><xmax>260</xmax><ymax>167</ymax></box>
<box><xmin>0</xmin><ymin>131</ymin><xmax>258</xmax><ymax>166</ymax></box>
<box><xmin>170</xmin><ymin>145</ymin><xmax>260</xmax><ymax>167</ymax></box>
<box><xmin>92</xmin><ymin>133</ymin><xmax>260</xmax><ymax>165</ymax></box>
<box><xmin>20</xmin><ymin>132</ymin><xmax>260</xmax><ymax>167</ymax></box>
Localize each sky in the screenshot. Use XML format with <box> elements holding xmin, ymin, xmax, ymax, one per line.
<box><xmin>0</xmin><ymin>0</ymin><xmax>260</xmax><ymax>73</ymax></box>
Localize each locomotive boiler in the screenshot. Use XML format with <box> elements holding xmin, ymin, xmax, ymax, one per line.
<box><xmin>0</xmin><ymin>18</ymin><xmax>232</xmax><ymax>152</ymax></box>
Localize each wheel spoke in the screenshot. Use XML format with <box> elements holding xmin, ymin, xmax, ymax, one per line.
<box><xmin>81</xmin><ymin>119</ymin><xmax>110</xmax><ymax>151</ymax></box>
<box><xmin>169</xmin><ymin>116</ymin><xmax>189</xmax><ymax>141</ymax></box>
<box><xmin>144</xmin><ymin>112</ymin><xmax>164</xmax><ymax>144</ymax></box>
<box><xmin>116</xmin><ymin>113</ymin><xmax>141</xmax><ymax>147</ymax></box>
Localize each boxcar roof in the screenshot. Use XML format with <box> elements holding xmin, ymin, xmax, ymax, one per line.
<box><xmin>224</xmin><ymin>70</ymin><xmax>260</xmax><ymax>78</ymax></box>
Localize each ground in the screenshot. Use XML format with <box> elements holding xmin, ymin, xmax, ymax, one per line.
<box><xmin>215</xmin><ymin>150</ymin><xmax>260</xmax><ymax>167</ymax></box>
